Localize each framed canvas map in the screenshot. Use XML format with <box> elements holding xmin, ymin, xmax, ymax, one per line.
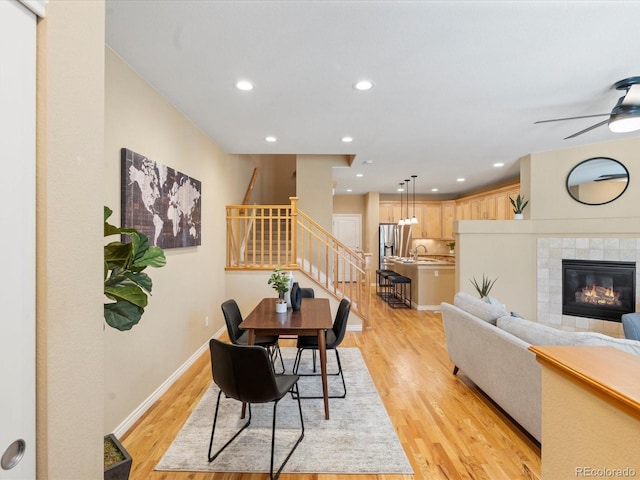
<box><xmin>121</xmin><ymin>148</ymin><xmax>202</xmax><ymax>248</ymax></box>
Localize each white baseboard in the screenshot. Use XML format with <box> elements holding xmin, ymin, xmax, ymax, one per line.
<box><xmin>112</xmin><ymin>326</ymin><xmax>225</xmax><ymax>438</ymax></box>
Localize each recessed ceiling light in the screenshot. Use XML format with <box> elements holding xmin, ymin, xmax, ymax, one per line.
<box><xmin>265</xmin><ymin>136</ymin><xmax>277</xmax><ymax>142</ymax></box>
<box><xmin>397</xmin><ymin>187</ymin><xmax>405</xmax><ymax>192</ymax></box>
<box><xmin>346</xmin><ymin>189</ymin><xmax>353</xmax><ymax>192</ymax></box>
<box><xmin>493</xmin><ymin>162</ymin><xmax>504</xmax><ymax>167</ymax></box>
<box><xmin>235</xmin><ymin>80</ymin><xmax>254</xmax><ymax>91</ymax></box>
<box><xmin>353</xmin><ymin>80</ymin><xmax>374</xmax><ymax>91</ymax></box>
<box><xmin>341</xmin><ymin>136</ymin><xmax>353</xmax><ymax>143</ymax></box>
<box><xmin>456</xmin><ymin>178</ymin><xmax>465</xmax><ymax>182</ymax></box>
<box><xmin>431</xmin><ymin>188</ymin><xmax>439</xmax><ymax>192</ymax></box>
<box><xmin>356</xmin><ymin>173</ymin><xmax>363</xmax><ymax>177</ymax></box>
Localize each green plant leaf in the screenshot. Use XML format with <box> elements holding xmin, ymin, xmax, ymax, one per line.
<box><xmin>104</xmin><ymin>242</ymin><xmax>133</xmax><ymax>270</ymax></box>
<box><xmin>133</xmin><ymin>245</ymin><xmax>166</xmax><ymax>268</ymax></box>
<box><xmin>104</xmin><ymin>300</ymin><xmax>143</xmax><ymax>331</ymax></box>
<box><xmin>123</xmin><ymin>271</ymin><xmax>153</xmax><ymax>293</ymax></box>
<box><xmin>104</xmin><ymin>283</ymin><xmax>149</xmax><ymax>309</ymax></box>
<box><xmin>104</xmin><ymin>221</ymin><xmax>121</xmax><ymax>237</ymax></box>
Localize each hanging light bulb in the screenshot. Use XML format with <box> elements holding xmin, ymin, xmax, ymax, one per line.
<box><xmin>398</xmin><ymin>182</ymin><xmax>405</xmax><ymax>225</ymax></box>
<box><xmin>411</xmin><ymin>174</ymin><xmax>419</xmax><ymax>224</ymax></box>
<box><xmin>404</xmin><ymin>179</ymin><xmax>412</xmax><ymax>224</ymax></box>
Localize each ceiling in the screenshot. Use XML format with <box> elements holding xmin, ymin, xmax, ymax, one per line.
<box><xmin>105</xmin><ymin>0</ymin><xmax>640</xmax><ymax>197</ymax></box>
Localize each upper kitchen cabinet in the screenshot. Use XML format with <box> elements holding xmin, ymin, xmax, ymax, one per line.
<box><xmin>441</xmin><ymin>201</ymin><xmax>456</xmax><ymax>239</ymax></box>
<box><xmin>379</xmin><ymin>201</ymin><xmax>403</xmax><ymax>223</ymax></box>
<box><xmin>456</xmin><ymin>183</ymin><xmax>519</xmax><ymax>221</ymax></box>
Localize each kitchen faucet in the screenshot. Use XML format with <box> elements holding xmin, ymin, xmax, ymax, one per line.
<box><xmin>413</xmin><ymin>244</ymin><xmax>428</xmax><ymax>261</ymax></box>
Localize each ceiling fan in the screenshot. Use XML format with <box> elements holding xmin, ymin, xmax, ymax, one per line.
<box><xmin>535</xmin><ymin>76</ymin><xmax>640</xmax><ymax>139</ymax></box>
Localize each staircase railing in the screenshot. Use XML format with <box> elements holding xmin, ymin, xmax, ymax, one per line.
<box><xmin>226</xmin><ymin>197</ymin><xmax>370</xmax><ymax>324</ymax></box>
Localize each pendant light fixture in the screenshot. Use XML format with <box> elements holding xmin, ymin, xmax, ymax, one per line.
<box><xmin>404</xmin><ymin>178</ymin><xmax>412</xmax><ymax>225</ymax></box>
<box><xmin>411</xmin><ymin>175</ymin><xmax>419</xmax><ymax>224</ymax></box>
<box><xmin>398</xmin><ymin>182</ymin><xmax>405</xmax><ymax>225</ymax></box>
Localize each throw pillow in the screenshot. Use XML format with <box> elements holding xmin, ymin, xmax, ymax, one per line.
<box><xmin>454</xmin><ymin>292</ymin><xmax>507</xmax><ymax>325</ymax></box>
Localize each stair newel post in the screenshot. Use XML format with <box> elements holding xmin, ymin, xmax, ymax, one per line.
<box><xmin>289</xmin><ymin>197</ymin><xmax>299</xmax><ymax>269</ymax></box>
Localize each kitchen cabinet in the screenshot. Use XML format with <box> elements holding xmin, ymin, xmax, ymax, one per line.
<box><xmin>423</xmin><ymin>203</ymin><xmax>442</xmax><ymax>238</ymax></box>
<box><xmin>455</xmin><ymin>183</ymin><xmax>520</xmax><ymax>221</ymax></box>
<box><xmin>441</xmin><ymin>201</ymin><xmax>455</xmax><ymax>239</ymax></box>
<box><xmin>379</xmin><ymin>201</ymin><xmax>403</xmax><ymax>223</ymax></box>
<box><xmin>410</xmin><ymin>202</ymin><xmax>442</xmax><ymax>239</ymax></box>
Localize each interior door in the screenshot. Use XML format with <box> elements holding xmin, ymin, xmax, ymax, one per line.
<box><xmin>332</xmin><ymin>214</ymin><xmax>362</xmax><ymax>282</ymax></box>
<box><xmin>0</xmin><ymin>1</ymin><xmax>36</xmax><ymax>477</ymax></box>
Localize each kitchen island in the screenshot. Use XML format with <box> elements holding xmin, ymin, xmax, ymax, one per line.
<box><xmin>384</xmin><ymin>256</ymin><xmax>455</xmax><ymax>310</ymax></box>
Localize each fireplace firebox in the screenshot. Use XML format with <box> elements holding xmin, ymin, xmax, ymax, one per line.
<box><xmin>562</xmin><ymin>259</ymin><xmax>636</xmax><ymax>322</ymax></box>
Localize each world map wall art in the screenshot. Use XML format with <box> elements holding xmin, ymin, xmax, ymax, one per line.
<box><xmin>121</xmin><ymin>148</ymin><xmax>202</xmax><ymax>248</ymax></box>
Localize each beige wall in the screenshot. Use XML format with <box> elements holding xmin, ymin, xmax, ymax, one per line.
<box><xmin>37</xmin><ymin>1</ymin><xmax>105</xmax><ymax>478</ymax></box>
<box><xmin>104</xmin><ymin>48</ymin><xmax>258</xmax><ymax>432</ymax></box>
<box><xmin>525</xmin><ymin>136</ymin><xmax>640</xmax><ymax>220</ymax></box>
<box><xmin>297</xmin><ymin>155</ymin><xmax>347</xmax><ymax>232</ymax></box>
<box><xmin>456</xmin><ymin>136</ymin><xmax>640</xmax><ymax>320</ymax></box>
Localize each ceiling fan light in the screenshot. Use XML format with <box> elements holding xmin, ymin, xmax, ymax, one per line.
<box><xmin>609</xmin><ymin>104</ymin><xmax>640</xmax><ymax>133</ymax></box>
<box><xmin>609</xmin><ymin>115</ymin><xmax>640</xmax><ymax>133</ymax></box>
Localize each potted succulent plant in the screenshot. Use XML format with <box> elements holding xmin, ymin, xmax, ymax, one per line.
<box><xmin>268</xmin><ymin>266</ymin><xmax>290</xmax><ymax>313</ymax></box>
<box><xmin>470</xmin><ymin>274</ymin><xmax>498</xmax><ymax>301</ymax></box>
<box><xmin>510</xmin><ymin>194</ymin><xmax>529</xmax><ymax>220</ymax></box>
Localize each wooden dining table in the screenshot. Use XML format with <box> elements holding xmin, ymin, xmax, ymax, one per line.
<box><xmin>240</xmin><ymin>297</ymin><xmax>333</xmax><ymax>419</ymax></box>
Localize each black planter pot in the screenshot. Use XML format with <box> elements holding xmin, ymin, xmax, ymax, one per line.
<box><xmin>104</xmin><ymin>433</ymin><xmax>132</xmax><ymax>480</ymax></box>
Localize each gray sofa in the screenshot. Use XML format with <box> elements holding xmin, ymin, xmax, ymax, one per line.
<box><xmin>441</xmin><ymin>292</ymin><xmax>640</xmax><ymax>443</ymax></box>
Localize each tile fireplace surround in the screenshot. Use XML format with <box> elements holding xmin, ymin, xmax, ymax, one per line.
<box><xmin>537</xmin><ymin>237</ymin><xmax>640</xmax><ymax>338</ymax></box>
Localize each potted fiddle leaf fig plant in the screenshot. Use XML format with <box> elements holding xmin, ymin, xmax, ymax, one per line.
<box><xmin>268</xmin><ymin>266</ymin><xmax>290</xmax><ymax>313</ymax></box>
<box><xmin>104</xmin><ymin>205</ymin><xmax>167</xmax><ymax>331</ymax></box>
<box><xmin>103</xmin><ymin>206</ymin><xmax>167</xmax><ymax>478</ymax></box>
<box><xmin>510</xmin><ymin>194</ymin><xmax>529</xmax><ymax>220</ymax></box>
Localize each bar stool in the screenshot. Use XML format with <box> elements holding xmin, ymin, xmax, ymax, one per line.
<box><xmin>376</xmin><ymin>269</ymin><xmax>396</xmax><ymax>299</ymax></box>
<box><xmin>388</xmin><ymin>275</ymin><xmax>411</xmax><ymax>309</ymax></box>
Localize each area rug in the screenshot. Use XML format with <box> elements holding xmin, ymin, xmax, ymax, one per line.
<box><xmin>155</xmin><ymin>347</ymin><xmax>413</xmax><ymax>475</ymax></box>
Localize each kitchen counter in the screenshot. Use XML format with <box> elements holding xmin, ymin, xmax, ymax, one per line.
<box><xmin>384</xmin><ymin>257</ymin><xmax>455</xmax><ymax>310</ymax></box>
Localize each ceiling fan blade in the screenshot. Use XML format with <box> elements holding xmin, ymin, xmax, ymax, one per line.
<box><xmin>564</xmin><ymin>119</ymin><xmax>610</xmax><ymax>139</ymax></box>
<box><xmin>594</xmin><ymin>173</ymin><xmax>628</xmax><ymax>182</ymax></box>
<box><xmin>534</xmin><ymin>113</ymin><xmax>610</xmax><ymax>124</ymax></box>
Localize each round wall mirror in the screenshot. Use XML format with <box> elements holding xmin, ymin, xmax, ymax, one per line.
<box><xmin>566</xmin><ymin>157</ymin><xmax>629</xmax><ymax>205</ymax></box>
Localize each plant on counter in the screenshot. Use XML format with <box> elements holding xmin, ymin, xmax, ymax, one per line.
<box><xmin>509</xmin><ymin>194</ymin><xmax>529</xmax><ymax>214</ymax></box>
<box><xmin>268</xmin><ymin>266</ymin><xmax>290</xmax><ymax>302</ymax></box>
<box><xmin>104</xmin><ymin>206</ymin><xmax>167</xmax><ymax>331</ymax></box>
<box><xmin>446</xmin><ymin>241</ymin><xmax>455</xmax><ymax>251</ymax></box>
<box><xmin>470</xmin><ymin>274</ymin><xmax>498</xmax><ymax>299</ymax></box>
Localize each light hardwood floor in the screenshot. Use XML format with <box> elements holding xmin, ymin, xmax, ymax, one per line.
<box><xmin>121</xmin><ymin>291</ymin><xmax>541</xmax><ymax>479</ymax></box>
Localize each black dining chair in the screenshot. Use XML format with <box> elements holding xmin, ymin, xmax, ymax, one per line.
<box><xmin>300</xmin><ymin>287</ymin><xmax>315</xmax><ymax>298</ymax></box>
<box><xmin>292</xmin><ymin>298</ymin><xmax>351</xmax><ymax>399</ymax></box>
<box><xmin>208</xmin><ymin>338</ymin><xmax>305</xmax><ymax>480</ymax></box>
<box><xmin>221</xmin><ymin>299</ymin><xmax>285</xmax><ymax>373</ymax></box>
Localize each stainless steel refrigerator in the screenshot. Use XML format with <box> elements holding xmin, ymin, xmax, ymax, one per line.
<box><xmin>379</xmin><ymin>223</ymin><xmax>412</xmax><ymax>268</ymax></box>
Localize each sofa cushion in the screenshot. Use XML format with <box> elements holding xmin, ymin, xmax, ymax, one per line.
<box><xmin>574</xmin><ymin>332</ymin><xmax>640</xmax><ymax>357</ymax></box>
<box><xmin>497</xmin><ymin>316</ymin><xmax>577</xmax><ymax>346</ymax></box>
<box><xmin>453</xmin><ymin>292</ymin><xmax>507</xmax><ymax>325</ymax></box>
<box><xmin>497</xmin><ymin>315</ymin><xmax>640</xmax><ymax>357</ymax></box>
